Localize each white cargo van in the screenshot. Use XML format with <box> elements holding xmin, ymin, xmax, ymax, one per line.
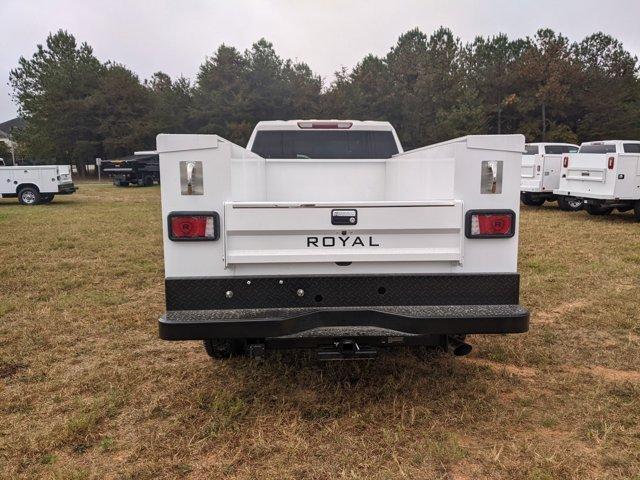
<box><xmin>157</xmin><ymin>120</ymin><xmax>529</xmax><ymax>359</ymax></box>
<box><xmin>520</xmin><ymin>142</ymin><xmax>581</xmax><ymax>210</ymax></box>
<box><xmin>0</xmin><ymin>164</ymin><xmax>76</xmax><ymax>205</ymax></box>
<box><xmin>555</xmin><ymin>140</ymin><xmax>640</xmax><ymax>219</ymax></box>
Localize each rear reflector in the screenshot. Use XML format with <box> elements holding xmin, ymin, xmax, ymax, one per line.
<box><xmin>168</xmin><ymin>212</ymin><xmax>219</xmax><ymax>241</ymax></box>
<box><xmin>608</xmin><ymin>156</ymin><xmax>615</xmax><ymax>169</ymax></box>
<box><xmin>465</xmin><ymin>210</ymin><xmax>515</xmax><ymax>238</ymax></box>
<box><xmin>297</xmin><ymin>121</ymin><xmax>353</xmax><ymax>129</ymax></box>
<box><xmin>563</xmin><ymin>156</ymin><xmax>569</xmax><ymax>168</ymax></box>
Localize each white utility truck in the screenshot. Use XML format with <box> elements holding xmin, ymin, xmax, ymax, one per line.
<box><xmin>0</xmin><ymin>164</ymin><xmax>76</xmax><ymax>205</ymax></box>
<box><xmin>520</xmin><ymin>142</ymin><xmax>581</xmax><ymax>210</ymax></box>
<box><xmin>157</xmin><ymin>120</ymin><xmax>529</xmax><ymax>359</ymax></box>
<box><xmin>555</xmin><ymin>140</ymin><xmax>640</xmax><ymax>219</ymax></box>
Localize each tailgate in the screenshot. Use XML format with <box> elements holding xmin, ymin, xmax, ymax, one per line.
<box><xmin>565</xmin><ymin>154</ymin><xmax>609</xmax><ymax>183</ymax></box>
<box><xmin>224</xmin><ymin>201</ymin><xmax>463</xmax><ymax>265</ymax></box>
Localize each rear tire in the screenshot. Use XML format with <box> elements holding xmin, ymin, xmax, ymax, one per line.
<box><xmin>585</xmin><ymin>204</ymin><xmax>613</xmax><ymax>216</ymax></box>
<box><xmin>557</xmin><ymin>196</ymin><xmax>583</xmax><ymax>211</ymax></box>
<box><xmin>40</xmin><ymin>194</ymin><xmax>55</xmax><ymax>204</ymax></box>
<box><xmin>203</xmin><ymin>339</ymin><xmax>245</xmax><ymax>359</ymax></box>
<box><xmin>18</xmin><ymin>187</ymin><xmax>40</xmax><ymax>205</ymax></box>
<box><xmin>143</xmin><ymin>176</ymin><xmax>154</xmax><ymax>187</ymax></box>
<box><xmin>634</xmin><ymin>201</ymin><xmax>640</xmax><ymax>221</ymax></box>
<box><xmin>521</xmin><ymin>192</ymin><xmax>545</xmax><ymax>206</ymax></box>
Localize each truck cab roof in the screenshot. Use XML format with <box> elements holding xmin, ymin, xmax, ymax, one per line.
<box><xmin>526</xmin><ymin>142</ymin><xmax>579</xmax><ymax>146</ymax></box>
<box><xmin>252</xmin><ymin>120</ymin><xmax>396</xmax><ymax>131</ymax></box>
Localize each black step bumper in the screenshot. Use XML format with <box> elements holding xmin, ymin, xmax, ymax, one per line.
<box><xmin>58</xmin><ymin>183</ymin><xmax>77</xmax><ymax>194</ymax></box>
<box><xmin>160</xmin><ymin>274</ymin><xmax>529</xmax><ymax>340</ymax></box>
<box><xmin>159</xmin><ymin>304</ymin><xmax>529</xmax><ymax>340</ymax></box>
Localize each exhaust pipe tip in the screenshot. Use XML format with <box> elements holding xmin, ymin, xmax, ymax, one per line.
<box><xmin>453</xmin><ymin>342</ymin><xmax>472</xmax><ymax>357</ymax></box>
<box><xmin>447</xmin><ymin>337</ymin><xmax>473</xmax><ymax>356</ymax></box>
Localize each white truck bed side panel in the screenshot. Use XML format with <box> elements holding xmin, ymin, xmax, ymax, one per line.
<box><xmin>0</xmin><ymin>165</ymin><xmax>63</xmax><ymax>194</ymax></box>
<box><xmin>158</xmin><ymin>134</ymin><xmax>233</xmax><ymax>278</ymax></box>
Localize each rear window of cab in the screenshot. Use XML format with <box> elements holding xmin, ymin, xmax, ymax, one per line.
<box><xmin>579</xmin><ymin>144</ymin><xmax>616</xmax><ymax>154</ymax></box>
<box><xmin>623</xmin><ymin>143</ymin><xmax>640</xmax><ymax>153</ymax></box>
<box><xmin>251</xmin><ymin>130</ymin><xmax>399</xmax><ymax>159</ymax></box>
<box><xmin>545</xmin><ymin>145</ymin><xmax>578</xmax><ymax>154</ymax></box>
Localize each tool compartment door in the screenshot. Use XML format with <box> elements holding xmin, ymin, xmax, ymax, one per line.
<box><xmin>541</xmin><ymin>154</ymin><xmax>562</xmax><ymax>191</ymax></box>
<box><xmin>224</xmin><ymin>201</ymin><xmax>463</xmax><ymax>265</ymax></box>
<box><xmin>520</xmin><ymin>154</ymin><xmax>541</xmax><ymax>190</ymax></box>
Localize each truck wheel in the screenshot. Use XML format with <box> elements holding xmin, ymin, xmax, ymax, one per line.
<box><xmin>557</xmin><ymin>196</ymin><xmax>583</xmax><ymax>211</ymax></box>
<box><xmin>203</xmin><ymin>339</ymin><xmax>245</xmax><ymax>359</ymax></box>
<box><xmin>18</xmin><ymin>187</ymin><xmax>41</xmax><ymax>205</ymax></box>
<box><xmin>143</xmin><ymin>176</ymin><xmax>154</xmax><ymax>187</ymax></box>
<box><xmin>40</xmin><ymin>194</ymin><xmax>55</xmax><ymax>204</ymax></box>
<box><xmin>634</xmin><ymin>201</ymin><xmax>640</xmax><ymax>221</ymax></box>
<box><xmin>585</xmin><ymin>204</ymin><xmax>613</xmax><ymax>216</ymax></box>
<box><xmin>521</xmin><ymin>193</ymin><xmax>545</xmax><ymax>206</ymax></box>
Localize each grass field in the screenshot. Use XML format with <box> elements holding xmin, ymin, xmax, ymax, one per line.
<box><xmin>1</xmin><ymin>184</ymin><xmax>639</xmax><ymax>480</ymax></box>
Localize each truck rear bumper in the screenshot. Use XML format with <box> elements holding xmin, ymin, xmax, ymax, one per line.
<box><xmin>159</xmin><ymin>304</ymin><xmax>529</xmax><ymax>340</ymax></box>
<box><xmin>58</xmin><ymin>183</ymin><xmax>77</xmax><ymax>194</ymax></box>
<box><xmin>554</xmin><ymin>190</ymin><xmax>622</xmax><ymax>201</ymax></box>
<box><xmin>160</xmin><ymin>274</ymin><xmax>529</xmax><ymax>340</ymax></box>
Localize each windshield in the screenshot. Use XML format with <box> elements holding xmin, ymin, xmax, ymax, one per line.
<box><xmin>524</xmin><ymin>145</ymin><xmax>538</xmax><ymax>155</ymax></box>
<box><xmin>251</xmin><ymin>130</ymin><xmax>399</xmax><ymax>159</ymax></box>
<box><xmin>579</xmin><ymin>144</ymin><xmax>616</xmax><ymax>154</ymax></box>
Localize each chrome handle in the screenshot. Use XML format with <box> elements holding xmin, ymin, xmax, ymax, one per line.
<box><xmin>186</xmin><ymin>162</ymin><xmax>195</xmax><ymax>194</ymax></box>
<box><xmin>186</xmin><ymin>162</ymin><xmax>195</xmax><ymax>185</ymax></box>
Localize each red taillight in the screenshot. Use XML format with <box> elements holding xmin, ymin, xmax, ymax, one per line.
<box><xmin>297</xmin><ymin>121</ymin><xmax>352</xmax><ymax>129</ymax></box>
<box><xmin>168</xmin><ymin>213</ymin><xmax>219</xmax><ymax>241</ymax></box>
<box><xmin>563</xmin><ymin>156</ymin><xmax>569</xmax><ymax>168</ymax></box>
<box><xmin>608</xmin><ymin>156</ymin><xmax>615</xmax><ymax>169</ymax></box>
<box><xmin>466</xmin><ymin>211</ymin><xmax>515</xmax><ymax>238</ymax></box>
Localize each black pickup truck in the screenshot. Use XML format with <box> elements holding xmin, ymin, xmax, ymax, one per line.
<box><xmin>101</xmin><ymin>153</ymin><xmax>159</xmax><ymax>187</ymax></box>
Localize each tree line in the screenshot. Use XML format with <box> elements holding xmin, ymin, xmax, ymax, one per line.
<box><xmin>8</xmin><ymin>28</ymin><xmax>640</xmax><ymax>173</ymax></box>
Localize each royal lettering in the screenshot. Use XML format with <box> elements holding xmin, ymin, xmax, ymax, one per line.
<box><xmin>306</xmin><ymin>236</ymin><xmax>380</xmax><ymax>247</ymax></box>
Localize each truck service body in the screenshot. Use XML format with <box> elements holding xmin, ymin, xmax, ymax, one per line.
<box><xmin>157</xmin><ymin>120</ymin><xmax>529</xmax><ymax>359</ymax></box>
<box><xmin>554</xmin><ymin>140</ymin><xmax>640</xmax><ymax>219</ymax></box>
<box><xmin>520</xmin><ymin>142</ymin><xmax>581</xmax><ymax>210</ymax></box>
<box><xmin>0</xmin><ymin>164</ymin><xmax>76</xmax><ymax>205</ymax></box>
<box><xmin>101</xmin><ymin>152</ymin><xmax>160</xmax><ymax>187</ymax></box>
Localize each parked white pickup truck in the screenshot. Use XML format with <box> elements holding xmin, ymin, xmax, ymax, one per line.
<box><xmin>0</xmin><ymin>164</ymin><xmax>76</xmax><ymax>205</ymax></box>
<box><xmin>555</xmin><ymin>140</ymin><xmax>640</xmax><ymax>219</ymax></box>
<box><xmin>156</xmin><ymin>120</ymin><xmax>529</xmax><ymax>359</ymax></box>
<box><xmin>521</xmin><ymin>142</ymin><xmax>581</xmax><ymax>210</ymax></box>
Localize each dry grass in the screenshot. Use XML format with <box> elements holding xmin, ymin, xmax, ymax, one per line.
<box><xmin>1</xmin><ymin>185</ymin><xmax>639</xmax><ymax>479</ymax></box>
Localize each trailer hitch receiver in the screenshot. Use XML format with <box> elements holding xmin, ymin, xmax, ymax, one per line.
<box><xmin>317</xmin><ymin>339</ymin><xmax>377</xmax><ymax>361</ymax></box>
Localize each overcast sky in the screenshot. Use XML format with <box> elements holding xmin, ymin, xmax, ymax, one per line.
<box><xmin>2</xmin><ymin>0</ymin><xmax>640</xmax><ymax>120</ymax></box>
